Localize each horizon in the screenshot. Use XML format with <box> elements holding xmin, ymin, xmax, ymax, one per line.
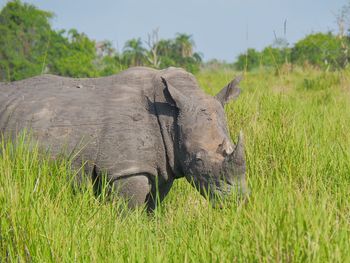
<box><xmin>0</xmin><ymin>0</ymin><xmax>348</xmax><ymax>62</ymax></box>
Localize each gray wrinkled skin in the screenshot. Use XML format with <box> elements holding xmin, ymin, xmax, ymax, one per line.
<box><xmin>0</xmin><ymin>67</ymin><xmax>247</xmax><ymax>210</ymax></box>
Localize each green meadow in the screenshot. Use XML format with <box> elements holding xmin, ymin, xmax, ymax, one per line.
<box><xmin>1</xmin><ymin>68</ymin><xmax>350</xmax><ymax>262</ymax></box>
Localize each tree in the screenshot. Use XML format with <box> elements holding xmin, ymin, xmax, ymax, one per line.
<box><xmin>336</xmin><ymin>2</ymin><xmax>350</xmax><ymax>38</ymax></box>
<box><xmin>48</xmin><ymin>29</ymin><xmax>98</xmax><ymax>77</ymax></box>
<box><xmin>336</xmin><ymin>2</ymin><xmax>350</xmax><ymax>67</ymax></box>
<box><xmin>155</xmin><ymin>34</ymin><xmax>201</xmax><ymax>73</ymax></box>
<box><xmin>96</xmin><ymin>40</ymin><xmax>115</xmax><ymax>58</ymax></box>
<box><xmin>145</xmin><ymin>28</ymin><xmax>161</xmax><ymax>68</ymax></box>
<box><xmin>234</xmin><ymin>48</ymin><xmax>260</xmax><ymax>71</ymax></box>
<box><xmin>0</xmin><ymin>1</ymin><xmax>107</xmax><ymax>80</ymax></box>
<box><xmin>174</xmin><ymin>33</ymin><xmax>194</xmax><ymax>58</ymax></box>
<box><xmin>291</xmin><ymin>32</ymin><xmax>344</xmax><ymax>69</ymax></box>
<box><xmin>157</xmin><ymin>39</ymin><xmax>175</xmax><ymax>67</ymax></box>
<box><xmin>95</xmin><ymin>40</ymin><xmax>124</xmax><ymax>76</ymax></box>
<box><xmin>123</xmin><ymin>38</ymin><xmax>146</xmax><ymax>67</ymax></box>
<box><xmin>0</xmin><ymin>0</ymin><xmax>53</xmax><ymax>81</ymax></box>
<box><xmin>0</xmin><ymin>1</ymin><xmax>204</xmax><ymax>80</ymax></box>
<box><xmin>260</xmin><ymin>46</ymin><xmax>290</xmax><ymax>68</ymax></box>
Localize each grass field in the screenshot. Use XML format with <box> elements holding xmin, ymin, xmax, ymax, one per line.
<box><xmin>1</xmin><ymin>68</ymin><xmax>350</xmax><ymax>262</ymax></box>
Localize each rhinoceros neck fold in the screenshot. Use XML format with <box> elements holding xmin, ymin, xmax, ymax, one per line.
<box><xmin>152</xmin><ymin>75</ymin><xmax>183</xmax><ymax>179</ymax></box>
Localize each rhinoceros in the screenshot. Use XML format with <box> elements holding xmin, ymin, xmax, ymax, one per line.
<box><xmin>0</xmin><ymin>67</ymin><xmax>248</xmax><ymax>209</ymax></box>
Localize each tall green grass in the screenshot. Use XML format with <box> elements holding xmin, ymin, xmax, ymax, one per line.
<box><xmin>1</xmin><ymin>69</ymin><xmax>350</xmax><ymax>262</ymax></box>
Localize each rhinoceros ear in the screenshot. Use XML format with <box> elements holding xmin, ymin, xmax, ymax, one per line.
<box><xmin>161</xmin><ymin>77</ymin><xmax>190</xmax><ymax>111</ymax></box>
<box><xmin>215</xmin><ymin>75</ymin><xmax>243</xmax><ymax>106</ymax></box>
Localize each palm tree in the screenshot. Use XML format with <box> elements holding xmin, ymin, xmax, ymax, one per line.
<box><xmin>157</xmin><ymin>39</ymin><xmax>173</xmax><ymax>57</ymax></box>
<box><xmin>123</xmin><ymin>38</ymin><xmax>146</xmax><ymax>66</ymax></box>
<box><xmin>175</xmin><ymin>33</ymin><xmax>194</xmax><ymax>58</ymax></box>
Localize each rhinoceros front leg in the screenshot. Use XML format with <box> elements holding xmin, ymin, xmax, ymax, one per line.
<box><xmin>111</xmin><ymin>175</ymin><xmax>152</xmax><ymax>209</ymax></box>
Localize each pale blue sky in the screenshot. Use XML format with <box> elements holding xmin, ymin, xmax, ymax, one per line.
<box><xmin>0</xmin><ymin>0</ymin><xmax>348</xmax><ymax>61</ymax></box>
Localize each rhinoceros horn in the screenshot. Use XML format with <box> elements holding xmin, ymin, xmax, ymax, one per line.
<box><xmin>232</xmin><ymin>131</ymin><xmax>245</xmax><ymax>166</ymax></box>
<box><xmin>215</xmin><ymin>75</ymin><xmax>243</xmax><ymax>106</ymax></box>
<box><xmin>224</xmin><ymin>131</ymin><xmax>246</xmax><ymax>179</ymax></box>
<box><xmin>224</xmin><ymin>131</ymin><xmax>247</xmax><ymax>194</ymax></box>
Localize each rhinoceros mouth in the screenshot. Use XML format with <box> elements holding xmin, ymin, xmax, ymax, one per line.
<box><xmin>186</xmin><ymin>167</ymin><xmax>249</xmax><ymax>204</ymax></box>
<box><xmin>216</xmin><ymin>179</ymin><xmax>249</xmax><ymax>196</ymax></box>
<box><xmin>186</xmin><ymin>173</ymin><xmax>246</xmax><ymax>200</ymax></box>
<box><xmin>207</xmin><ymin>179</ymin><xmax>250</xmax><ymax>208</ymax></box>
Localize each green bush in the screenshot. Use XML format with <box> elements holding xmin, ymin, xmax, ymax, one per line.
<box><xmin>234</xmin><ymin>47</ymin><xmax>290</xmax><ymax>72</ymax></box>
<box><xmin>234</xmin><ymin>32</ymin><xmax>347</xmax><ymax>72</ymax></box>
<box><xmin>291</xmin><ymin>32</ymin><xmax>345</xmax><ymax>70</ymax></box>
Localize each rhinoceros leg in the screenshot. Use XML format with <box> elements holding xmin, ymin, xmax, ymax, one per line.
<box><xmin>111</xmin><ymin>175</ymin><xmax>152</xmax><ymax>209</ymax></box>
<box><xmin>144</xmin><ymin>178</ymin><xmax>174</xmax><ymax>211</ymax></box>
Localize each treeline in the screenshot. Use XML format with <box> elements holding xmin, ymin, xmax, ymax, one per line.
<box><xmin>1</xmin><ymin>1</ymin><xmax>348</xmax><ymax>82</ymax></box>
<box><xmin>234</xmin><ymin>32</ymin><xmax>348</xmax><ymax>71</ymax></box>
<box><xmin>0</xmin><ymin>1</ymin><xmax>202</xmax><ymax>81</ymax></box>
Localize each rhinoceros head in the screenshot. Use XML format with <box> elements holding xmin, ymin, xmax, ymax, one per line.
<box><xmin>162</xmin><ymin>75</ymin><xmax>248</xmax><ymax>203</ymax></box>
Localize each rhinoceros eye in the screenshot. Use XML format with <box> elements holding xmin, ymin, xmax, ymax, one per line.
<box><xmin>195</xmin><ymin>152</ymin><xmax>202</xmax><ymax>161</ymax></box>
<box><xmin>195</xmin><ymin>151</ymin><xmax>206</xmax><ymax>162</ymax></box>
<box><xmin>217</xmin><ymin>139</ymin><xmax>234</xmax><ymax>157</ymax></box>
<box><xmin>217</xmin><ymin>141</ymin><xmax>225</xmax><ymax>155</ymax></box>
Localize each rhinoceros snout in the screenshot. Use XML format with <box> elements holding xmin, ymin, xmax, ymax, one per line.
<box><xmin>210</xmin><ymin>174</ymin><xmax>250</xmax><ymax>208</ymax></box>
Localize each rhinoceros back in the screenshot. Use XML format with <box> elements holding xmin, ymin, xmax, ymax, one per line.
<box><xmin>0</xmin><ymin>67</ymin><xmax>165</xmax><ymax>177</ymax></box>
